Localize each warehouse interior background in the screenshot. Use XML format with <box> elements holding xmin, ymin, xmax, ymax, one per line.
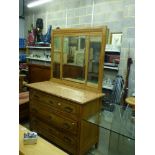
<box><xmin>20</xmin><ymin>0</ymin><xmax>135</xmax><ymax>96</ymax></box>
<box><xmin>0</xmin><ymin>0</ymin><xmax>155</xmax><ymax>155</ymax></box>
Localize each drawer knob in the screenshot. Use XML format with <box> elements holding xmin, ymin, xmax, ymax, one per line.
<box><xmin>58</xmin><ymin>103</ymin><xmax>61</xmax><ymax>106</ymax></box>
<box><xmin>64</xmin><ymin>107</ymin><xmax>73</xmax><ymax>113</ymax></box>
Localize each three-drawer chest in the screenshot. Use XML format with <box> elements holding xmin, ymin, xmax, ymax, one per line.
<box><xmin>27</xmin><ymin>81</ymin><xmax>103</xmax><ymax>155</ymax></box>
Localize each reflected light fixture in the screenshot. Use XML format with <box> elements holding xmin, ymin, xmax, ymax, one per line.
<box><xmin>27</xmin><ymin>0</ymin><xmax>52</xmax><ymax>8</ymax></box>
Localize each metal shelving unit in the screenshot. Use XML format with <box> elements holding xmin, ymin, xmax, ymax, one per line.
<box><xmin>104</xmin><ymin>66</ymin><xmax>118</xmax><ymax>71</ymax></box>
<box><xmin>26</xmin><ymin>46</ymin><xmax>51</xmax><ymax>49</ymax></box>
<box><xmin>26</xmin><ymin>57</ymin><xmax>51</xmax><ymax>62</ymax></box>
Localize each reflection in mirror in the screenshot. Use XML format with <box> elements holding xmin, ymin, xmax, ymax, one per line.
<box><xmin>62</xmin><ymin>36</ymin><xmax>86</xmax><ymax>82</ymax></box>
<box><xmin>87</xmin><ymin>36</ymin><xmax>102</xmax><ymax>87</ymax></box>
<box><xmin>54</xmin><ymin>37</ymin><xmax>61</xmax><ymax>50</ymax></box>
<box><xmin>53</xmin><ymin>37</ymin><xmax>61</xmax><ymax>78</ymax></box>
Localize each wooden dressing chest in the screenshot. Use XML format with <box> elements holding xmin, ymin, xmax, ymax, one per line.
<box><xmin>27</xmin><ymin>81</ymin><xmax>103</xmax><ymax>155</ymax></box>
<box><xmin>26</xmin><ymin>27</ymin><xmax>107</xmax><ymax>155</ymax></box>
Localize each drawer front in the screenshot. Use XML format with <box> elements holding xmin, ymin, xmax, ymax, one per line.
<box><xmin>30</xmin><ymin>89</ymin><xmax>80</xmax><ymax>119</ymax></box>
<box><xmin>30</xmin><ymin>104</ymin><xmax>78</xmax><ymax>135</ymax></box>
<box><xmin>31</xmin><ymin>118</ymin><xmax>77</xmax><ymax>154</ymax></box>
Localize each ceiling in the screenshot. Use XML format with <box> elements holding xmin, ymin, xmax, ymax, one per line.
<box><xmin>20</xmin><ymin>0</ymin><xmax>37</xmax><ymax>16</ymax></box>
<box><xmin>24</xmin><ymin>0</ymin><xmax>35</xmax><ymax>6</ymax></box>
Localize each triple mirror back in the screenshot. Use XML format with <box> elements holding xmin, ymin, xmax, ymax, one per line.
<box><xmin>51</xmin><ymin>27</ymin><xmax>107</xmax><ymax>93</ymax></box>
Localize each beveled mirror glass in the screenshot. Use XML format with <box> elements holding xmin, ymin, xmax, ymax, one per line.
<box><xmin>53</xmin><ymin>36</ymin><xmax>61</xmax><ymax>78</ymax></box>
<box><xmin>62</xmin><ymin>36</ymin><xmax>86</xmax><ymax>82</ymax></box>
<box><xmin>87</xmin><ymin>36</ymin><xmax>102</xmax><ymax>87</ymax></box>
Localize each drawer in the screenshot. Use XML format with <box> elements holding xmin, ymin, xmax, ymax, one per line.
<box><xmin>30</xmin><ymin>89</ymin><xmax>80</xmax><ymax>119</ymax></box>
<box><xmin>30</xmin><ymin>105</ymin><xmax>78</xmax><ymax>135</ymax></box>
<box><xmin>30</xmin><ymin>90</ymin><xmax>50</xmax><ymax>103</ymax></box>
<box><xmin>31</xmin><ymin>117</ymin><xmax>60</xmax><ymax>138</ymax></box>
<box><xmin>31</xmin><ymin>118</ymin><xmax>77</xmax><ymax>154</ymax></box>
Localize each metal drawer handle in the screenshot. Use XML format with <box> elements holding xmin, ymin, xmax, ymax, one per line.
<box><xmin>63</xmin><ymin>123</ymin><xmax>70</xmax><ymax>129</ymax></box>
<box><xmin>64</xmin><ymin>136</ymin><xmax>71</xmax><ymax>144</ymax></box>
<box><xmin>64</xmin><ymin>107</ymin><xmax>73</xmax><ymax>113</ymax></box>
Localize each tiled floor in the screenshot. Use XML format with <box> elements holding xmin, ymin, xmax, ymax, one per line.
<box><xmin>20</xmin><ymin>121</ymin><xmax>135</xmax><ymax>155</ymax></box>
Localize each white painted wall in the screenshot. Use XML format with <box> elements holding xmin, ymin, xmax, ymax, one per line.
<box><xmin>19</xmin><ymin>18</ymin><xmax>25</xmax><ymax>38</ymax></box>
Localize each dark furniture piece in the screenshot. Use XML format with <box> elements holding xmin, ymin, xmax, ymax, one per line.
<box><xmin>28</xmin><ymin>64</ymin><xmax>51</xmax><ymax>83</ymax></box>
<box><xmin>19</xmin><ymin>91</ymin><xmax>29</xmax><ymax>122</ymax></box>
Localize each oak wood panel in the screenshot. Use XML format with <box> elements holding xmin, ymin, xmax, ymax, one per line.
<box><xmin>78</xmin><ymin>98</ymin><xmax>102</xmax><ymax>155</ymax></box>
<box><xmin>81</xmin><ymin>98</ymin><xmax>102</xmax><ymax>119</ymax></box>
<box><xmin>30</xmin><ymin>106</ymin><xmax>78</xmax><ymax>135</ymax></box>
<box><xmin>52</xmin><ymin>27</ymin><xmax>107</xmax><ymax>35</ymax></box>
<box><xmin>31</xmin><ymin>89</ymin><xmax>80</xmax><ymax>115</ymax></box>
<box><xmin>28</xmin><ymin>85</ymin><xmax>102</xmax><ymax>155</ymax></box>
<box><xmin>79</xmin><ymin>121</ymin><xmax>99</xmax><ymax>155</ymax></box>
<box><xmin>30</xmin><ymin>89</ymin><xmax>80</xmax><ymax>120</ymax></box>
<box><xmin>26</xmin><ymin>81</ymin><xmax>104</xmax><ymax>104</ymax></box>
<box><xmin>31</xmin><ymin>117</ymin><xmax>77</xmax><ymax>154</ymax></box>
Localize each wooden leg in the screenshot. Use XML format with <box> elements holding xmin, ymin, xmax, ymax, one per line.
<box><xmin>95</xmin><ymin>142</ymin><xmax>98</xmax><ymax>149</ymax></box>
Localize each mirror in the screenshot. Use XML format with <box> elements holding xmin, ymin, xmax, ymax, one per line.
<box><xmin>51</xmin><ymin>27</ymin><xmax>107</xmax><ymax>92</ymax></box>
<box><xmin>87</xmin><ymin>36</ymin><xmax>102</xmax><ymax>87</ymax></box>
<box><xmin>53</xmin><ymin>36</ymin><xmax>61</xmax><ymax>78</ymax></box>
<box><xmin>62</xmin><ymin>36</ymin><xmax>86</xmax><ymax>83</ymax></box>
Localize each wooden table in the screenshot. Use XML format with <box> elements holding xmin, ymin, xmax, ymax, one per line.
<box><xmin>19</xmin><ymin>124</ymin><xmax>68</xmax><ymax>155</ymax></box>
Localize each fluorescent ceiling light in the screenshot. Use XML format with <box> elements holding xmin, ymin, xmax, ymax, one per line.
<box><xmin>27</xmin><ymin>0</ymin><xmax>52</xmax><ymax>8</ymax></box>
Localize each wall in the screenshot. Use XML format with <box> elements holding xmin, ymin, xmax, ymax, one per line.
<box><xmin>24</xmin><ymin>0</ymin><xmax>135</xmax><ymax>96</ymax></box>
<box><xmin>19</xmin><ymin>0</ymin><xmax>24</xmax><ymax>17</ymax></box>
<box><xmin>121</xmin><ymin>0</ymin><xmax>135</xmax><ymax>96</ymax></box>
<box><xmin>25</xmin><ymin>0</ymin><xmax>124</xmax><ymax>35</ymax></box>
<box><xmin>19</xmin><ymin>18</ymin><xmax>25</xmax><ymax>38</ymax></box>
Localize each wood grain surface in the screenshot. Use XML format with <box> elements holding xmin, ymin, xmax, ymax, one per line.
<box><xmin>19</xmin><ymin>124</ymin><xmax>68</xmax><ymax>155</ymax></box>
<box><xmin>26</xmin><ymin>81</ymin><xmax>104</xmax><ymax>104</ymax></box>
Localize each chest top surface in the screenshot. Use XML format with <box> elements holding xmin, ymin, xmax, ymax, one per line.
<box><xmin>27</xmin><ymin>81</ymin><xmax>104</xmax><ymax>104</ymax></box>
